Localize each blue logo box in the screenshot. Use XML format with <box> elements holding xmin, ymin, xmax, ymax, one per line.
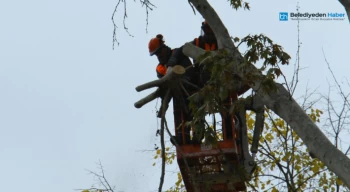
<box><xmin>280</xmin><ymin>12</ymin><xmax>288</xmax><ymax>21</ymax></box>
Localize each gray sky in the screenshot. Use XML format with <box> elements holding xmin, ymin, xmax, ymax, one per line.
<box><xmin>0</xmin><ymin>0</ymin><xmax>349</xmax><ymax>191</ymax></box>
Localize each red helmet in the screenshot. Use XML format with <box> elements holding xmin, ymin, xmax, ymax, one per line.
<box><xmin>148</xmin><ymin>34</ymin><xmax>164</xmax><ymax>56</ymax></box>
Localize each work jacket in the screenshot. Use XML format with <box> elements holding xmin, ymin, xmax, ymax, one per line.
<box><xmin>193</xmin><ymin>36</ymin><xmax>217</xmax><ymax>51</ymax></box>
<box><xmin>155</xmin><ymin>47</ymin><xmax>194</xmax><ymax>81</ymax></box>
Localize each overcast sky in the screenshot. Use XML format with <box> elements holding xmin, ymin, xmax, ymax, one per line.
<box><xmin>0</xmin><ymin>0</ymin><xmax>349</xmax><ymax>191</ymax></box>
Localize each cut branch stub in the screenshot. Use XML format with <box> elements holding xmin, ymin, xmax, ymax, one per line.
<box><xmin>134</xmin><ymin>65</ymin><xmax>186</xmax><ymax>109</ymax></box>
<box><xmin>134</xmin><ymin>88</ymin><xmax>161</xmax><ymax>108</ymax></box>
<box><xmin>135</xmin><ymin>65</ymin><xmax>185</xmax><ymax>92</ymax></box>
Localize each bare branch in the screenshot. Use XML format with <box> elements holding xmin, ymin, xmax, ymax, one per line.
<box><xmin>158</xmin><ymin>90</ymin><xmax>170</xmax><ymax>192</ymax></box>
<box><xmin>83</xmin><ymin>160</ymin><xmax>115</xmax><ymax>192</ymax></box>
<box><xmin>290</xmin><ymin>3</ymin><xmax>301</xmax><ymax>95</ymax></box>
<box><xmin>111</xmin><ymin>0</ymin><xmax>155</xmax><ymax>48</ymax></box>
<box><xmin>346</xmin><ymin>146</ymin><xmax>350</xmax><ymax>155</ymax></box>
<box><xmin>139</xmin><ymin>0</ymin><xmax>156</xmax><ymax>33</ymax></box>
<box><xmin>111</xmin><ymin>0</ymin><xmax>122</xmax><ymax>48</ymax></box>
<box><xmin>122</xmin><ymin>0</ymin><xmax>134</xmax><ymax>38</ymax></box>
<box><xmin>323</xmin><ymin>49</ymin><xmax>350</xmax><ymax>109</ymax></box>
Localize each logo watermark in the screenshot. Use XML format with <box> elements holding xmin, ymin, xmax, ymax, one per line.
<box><xmin>279</xmin><ymin>12</ymin><xmax>288</xmax><ymax>21</ymax></box>
<box><xmin>279</xmin><ymin>12</ymin><xmax>346</xmax><ymax>21</ymax></box>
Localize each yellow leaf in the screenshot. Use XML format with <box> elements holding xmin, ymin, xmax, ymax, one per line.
<box><xmin>336</xmin><ymin>178</ymin><xmax>343</xmax><ymax>185</ymax></box>
<box><xmin>282</xmin><ymin>155</ymin><xmax>288</xmax><ymax>162</ymax></box>
<box><xmin>276</xmin><ymin>119</ymin><xmax>285</xmax><ymax>128</ymax></box>
<box><xmin>265</xmin><ymin>133</ymin><xmax>274</xmax><ymax>142</ymax></box>
<box><xmin>247</xmin><ymin>118</ymin><xmax>255</xmax><ymax>130</ymax></box>
<box><xmin>156</xmin><ymin>149</ymin><xmax>161</xmax><ymax>154</ymax></box>
<box><xmin>264</xmin><ymin>122</ymin><xmax>270</xmax><ymax>130</ymax></box>
<box><xmin>312</xmin><ymin>165</ymin><xmax>320</xmax><ymax>173</ymax></box>
<box><xmin>259</xmin><ymin>136</ymin><xmax>264</xmax><ymax>143</ymax></box>
<box><xmin>271</xmin><ymin>187</ymin><xmax>279</xmax><ymax>192</ymax></box>
<box><xmin>152</xmin><ymin>162</ymin><xmax>156</xmax><ymax>166</ymax></box>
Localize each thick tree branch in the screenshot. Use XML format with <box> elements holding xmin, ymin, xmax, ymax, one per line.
<box><xmin>134</xmin><ymin>88</ymin><xmax>160</xmax><ymax>108</ymax></box>
<box><xmin>188</xmin><ymin>0</ymin><xmax>234</xmax><ymax>50</ymax></box>
<box><xmin>338</xmin><ymin>0</ymin><xmax>350</xmax><ymax>22</ymax></box>
<box><xmin>136</xmin><ymin>66</ymin><xmax>185</xmax><ymax>92</ymax></box>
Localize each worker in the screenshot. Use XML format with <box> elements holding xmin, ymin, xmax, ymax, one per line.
<box><xmin>190</xmin><ymin>21</ymin><xmax>217</xmax><ymax>87</ymax></box>
<box><xmin>192</xmin><ymin>20</ymin><xmax>250</xmax><ymax>95</ymax></box>
<box><xmin>191</xmin><ymin>21</ymin><xmax>244</xmax><ymax>141</ymax></box>
<box><xmin>148</xmin><ymin>34</ymin><xmax>196</xmax><ymax>145</ymax></box>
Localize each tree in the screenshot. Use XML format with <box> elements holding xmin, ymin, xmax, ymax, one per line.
<box><xmin>83</xmin><ymin>0</ymin><xmax>350</xmax><ymax>191</ymax></box>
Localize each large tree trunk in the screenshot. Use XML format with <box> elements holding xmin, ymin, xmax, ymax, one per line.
<box><xmin>339</xmin><ymin>0</ymin><xmax>350</xmax><ymax>22</ymax></box>
<box><xmin>185</xmin><ymin>0</ymin><xmax>350</xmax><ymax>187</ymax></box>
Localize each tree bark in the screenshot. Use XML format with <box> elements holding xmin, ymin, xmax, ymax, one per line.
<box><xmin>186</xmin><ymin>0</ymin><xmax>350</xmax><ymax>187</ymax></box>
<box><xmin>339</xmin><ymin>0</ymin><xmax>350</xmax><ymax>22</ymax></box>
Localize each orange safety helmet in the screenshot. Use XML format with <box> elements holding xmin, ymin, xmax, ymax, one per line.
<box><xmin>148</xmin><ymin>34</ymin><xmax>165</xmax><ymax>56</ymax></box>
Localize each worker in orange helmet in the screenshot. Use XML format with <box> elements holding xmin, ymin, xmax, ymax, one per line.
<box><xmin>191</xmin><ymin>21</ymin><xmax>218</xmax><ymax>87</ymax></box>
<box><xmin>148</xmin><ymin>34</ymin><xmax>196</xmax><ymax>145</ymax></box>
<box><xmin>191</xmin><ymin>20</ymin><xmax>250</xmax><ymax>95</ymax></box>
<box><xmin>191</xmin><ymin>21</ymin><xmax>249</xmax><ymax>142</ymax></box>
<box><xmin>194</xmin><ymin>21</ymin><xmax>217</xmax><ymax>52</ymax></box>
<box><xmin>186</xmin><ymin>21</ymin><xmax>219</xmax><ymax>144</ymax></box>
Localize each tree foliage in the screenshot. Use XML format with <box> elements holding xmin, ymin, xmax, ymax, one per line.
<box><xmin>81</xmin><ymin>0</ymin><xmax>350</xmax><ymax>191</ymax></box>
